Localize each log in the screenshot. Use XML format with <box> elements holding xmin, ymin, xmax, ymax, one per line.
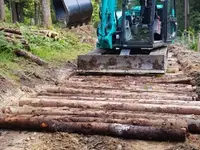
<box><xmin>1</xmin><ymin>107</ymin><xmax>187</xmax><ymax>128</ymax></box>
<box><xmin>40</xmin><ymin>87</ymin><xmax>195</xmax><ymax>101</ymax></box>
<box><xmin>154</xmin><ymin>77</ymin><xmax>192</xmax><ymax>84</ymax></box>
<box><xmin>2</xmin><ymin>106</ymin><xmax>197</xmax><ymax>120</ymax></box>
<box><xmin>38</xmin><ymin>92</ymin><xmax>194</xmax><ymax>101</ymax></box>
<box><xmin>2</xmin><ymin>28</ymin><xmax>22</xmax><ymax>35</ymax></box>
<box><xmin>14</xmin><ymin>49</ymin><xmax>48</xmax><ymax>66</ymax></box>
<box><xmin>54</xmin><ymin>82</ymin><xmax>195</xmax><ymax>94</ymax></box>
<box><xmin>23</xmin><ymin>96</ymin><xmax>200</xmax><ymax>106</ymax></box>
<box><xmin>19</xmin><ymin>99</ymin><xmax>200</xmax><ymax>115</ymax></box>
<box><xmin>0</xmin><ymin>115</ymin><xmax>186</xmax><ymax>141</ymax></box>
<box><xmin>3</xmin><ymin>107</ymin><xmax>200</xmax><ymax>134</ymax></box>
<box><xmin>188</xmin><ymin>119</ymin><xmax>200</xmax><ymax>134</ymax></box>
<box><xmin>4</xmin><ymin>32</ymin><xmax>23</xmax><ymax>39</ymax></box>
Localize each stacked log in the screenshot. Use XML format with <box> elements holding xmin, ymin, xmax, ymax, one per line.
<box><xmin>0</xmin><ymin>49</ymin><xmax>199</xmax><ymax>141</ymax></box>
<box><xmin>0</xmin><ymin>113</ymin><xmax>187</xmax><ymax>141</ymax></box>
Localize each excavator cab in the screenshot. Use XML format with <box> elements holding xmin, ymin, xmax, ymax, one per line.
<box><xmin>52</xmin><ymin>0</ymin><xmax>93</xmax><ymax>27</ymax></box>
<box><xmin>96</xmin><ymin>0</ymin><xmax>177</xmax><ymax>49</ymax></box>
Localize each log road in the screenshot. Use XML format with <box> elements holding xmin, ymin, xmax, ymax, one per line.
<box><xmin>1</xmin><ymin>50</ymin><xmax>200</xmax><ymax>141</ymax></box>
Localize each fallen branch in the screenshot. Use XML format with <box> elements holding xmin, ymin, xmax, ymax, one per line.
<box><xmin>14</xmin><ymin>49</ymin><xmax>48</xmax><ymax>66</ymax></box>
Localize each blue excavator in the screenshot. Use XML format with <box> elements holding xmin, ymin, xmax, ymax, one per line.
<box><xmin>53</xmin><ymin>0</ymin><xmax>177</xmax><ymax>74</ymax></box>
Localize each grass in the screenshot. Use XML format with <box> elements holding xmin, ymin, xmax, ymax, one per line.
<box><xmin>24</xmin><ymin>30</ymin><xmax>92</xmax><ymax>62</ymax></box>
<box><xmin>0</xmin><ymin>23</ymin><xmax>94</xmax><ymax>80</ymax></box>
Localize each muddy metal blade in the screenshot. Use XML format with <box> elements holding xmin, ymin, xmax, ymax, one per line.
<box><xmin>77</xmin><ymin>47</ymin><xmax>168</xmax><ymax>74</ymax></box>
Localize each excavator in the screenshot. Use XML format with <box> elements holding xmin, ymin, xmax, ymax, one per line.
<box><xmin>53</xmin><ymin>0</ymin><xmax>177</xmax><ymax>74</ymax></box>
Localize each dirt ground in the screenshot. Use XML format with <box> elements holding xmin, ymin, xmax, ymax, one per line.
<box><xmin>1</xmin><ymin>27</ymin><xmax>200</xmax><ymax>150</ymax></box>
<box><xmin>0</xmin><ymin>59</ymin><xmax>200</xmax><ymax>150</ymax></box>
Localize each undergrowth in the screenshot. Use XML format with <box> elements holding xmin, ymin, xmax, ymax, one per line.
<box><xmin>0</xmin><ymin>23</ymin><xmax>93</xmax><ymax>80</ymax></box>
<box><xmin>21</xmin><ymin>28</ymin><xmax>92</xmax><ymax>62</ymax></box>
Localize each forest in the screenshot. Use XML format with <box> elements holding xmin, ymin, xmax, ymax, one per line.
<box><xmin>0</xmin><ymin>0</ymin><xmax>199</xmax><ymax>32</ymax></box>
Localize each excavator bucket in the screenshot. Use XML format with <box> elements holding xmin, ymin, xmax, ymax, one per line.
<box><xmin>53</xmin><ymin>0</ymin><xmax>93</xmax><ymax>27</ymax></box>
<box><xmin>77</xmin><ymin>47</ymin><xmax>168</xmax><ymax>75</ymax></box>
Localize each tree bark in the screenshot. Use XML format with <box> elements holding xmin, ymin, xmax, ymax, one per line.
<box><xmin>11</xmin><ymin>1</ymin><xmax>19</xmax><ymax>23</ymax></box>
<box><xmin>0</xmin><ymin>0</ymin><xmax>5</xmax><ymax>21</ymax></box>
<box><xmin>2</xmin><ymin>106</ymin><xmax>199</xmax><ymax>120</ymax></box>
<box><xmin>19</xmin><ymin>98</ymin><xmax>200</xmax><ymax>115</ymax></box>
<box><xmin>38</xmin><ymin>87</ymin><xmax>194</xmax><ymax>101</ymax></box>
<box><xmin>0</xmin><ymin>115</ymin><xmax>186</xmax><ymax>141</ymax></box>
<box><xmin>41</xmin><ymin>0</ymin><xmax>52</xmax><ymax>28</ymax></box>
<box><xmin>18</xmin><ymin>2</ymin><xmax>24</xmax><ymax>23</ymax></box>
<box><xmin>14</xmin><ymin>49</ymin><xmax>48</xmax><ymax>66</ymax></box>
<box><xmin>0</xmin><ymin>28</ymin><xmax>22</xmax><ymax>35</ymax></box>
<box><xmin>18</xmin><ymin>96</ymin><xmax>200</xmax><ymax>106</ymax></box>
<box><xmin>34</xmin><ymin>1</ymin><xmax>40</xmax><ymax>25</ymax></box>
<box><xmin>1</xmin><ymin>107</ymin><xmax>188</xmax><ymax>129</ymax></box>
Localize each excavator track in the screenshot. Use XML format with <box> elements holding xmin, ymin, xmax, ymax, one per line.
<box><xmin>1</xmin><ymin>49</ymin><xmax>200</xmax><ymax>141</ymax></box>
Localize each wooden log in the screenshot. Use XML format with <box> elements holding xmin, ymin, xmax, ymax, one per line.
<box><xmin>2</xmin><ymin>28</ymin><xmax>22</xmax><ymax>35</ymax></box>
<box><xmin>0</xmin><ymin>115</ymin><xmax>186</xmax><ymax>141</ymax></box>
<box><xmin>41</xmin><ymin>87</ymin><xmax>196</xmax><ymax>100</ymax></box>
<box><xmin>14</xmin><ymin>49</ymin><xmax>48</xmax><ymax>66</ymax></box>
<box><xmin>38</xmin><ymin>92</ymin><xmax>195</xmax><ymax>101</ymax></box>
<box><xmin>37</xmin><ymin>95</ymin><xmax>197</xmax><ymax>102</ymax></box>
<box><xmin>154</xmin><ymin>77</ymin><xmax>192</xmax><ymax>84</ymax></box>
<box><xmin>188</xmin><ymin>119</ymin><xmax>200</xmax><ymax>134</ymax></box>
<box><xmin>1</xmin><ymin>107</ymin><xmax>187</xmax><ymax>128</ymax></box>
<box><xmin>21</xmin><ymin>97</ymin><xmax>200</xmax><ymax>106</ymax></box>
<box><xmin>4</xmin><ymin>32</ymin><xmax>23</xmax><ymax>39</ymax></box>
<box><xmin>56</xmin><ymin>81</ymin><xmax>196</xmax><ymax>93</ymax></box>
<box><xmin>2</xmin><ymin>106</ymin><xmax>196</xmax><ymax>120</ymax></box>
<box><xmin>4</xmin><ymin>107</ymin><xmax>200</xmax><ymax>134</ymax></box>
<box><xmin>19</xmin><ymin>99</ymin><xmax>200</xmax><ymax>115</ymax></box>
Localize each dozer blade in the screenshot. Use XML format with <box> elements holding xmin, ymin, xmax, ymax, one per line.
<box><xmin>77</xmin><ymin>47</ymin><xmax>168</xmax><ymax>75</ymax></box>
<box><xmin>53</xmin><ymin>0</ymin><xmax>93</xmax><ymax>27</ymax></box>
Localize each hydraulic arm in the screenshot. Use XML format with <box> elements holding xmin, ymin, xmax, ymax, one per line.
<box><xmin>97</xmin><ymin>0</ymin><xmax>117</xmax><ymax>49</ymax></box>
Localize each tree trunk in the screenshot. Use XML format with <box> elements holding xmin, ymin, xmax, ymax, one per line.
<box><xmin>0</xmin><ymin>115</ymin><xmax>186</xmax><ymax>141</ymax></box>
<box><xmin>34</xmin><ymin>1</ymin><xmax>40</xmax><ymax>25</ymax></box>
<box><xmin>18</xmin><ymin>2</ymin><xmax>24</xmax><ymax>23</ymax></box>
<box><xmin>11</xmin><ymin>1</ymin><xmax>18</xmax><ymax>23</ymax></box>
<box><xmin>0</xmin><ymin>0</ymin><xmax>5</xmax><ymax>21</ymax></box>
<box><xmin>41</xmin><ymin>0</ymin><xmax>52</xmax><ymax>28</ymax></box>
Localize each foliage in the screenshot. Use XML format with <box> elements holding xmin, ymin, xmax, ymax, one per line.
<box><xmin>178</xmin><ymin>28</ymin><xmax>198</xmax><ymax>51</ymax></box>
<box><xmin>91</xmin><ymin>0</ymin><xmax>100</xmax><ymax>28</ymax></box>
<box><xmin>20</xmin><ymin>27</ymin><xmax>92</xmax><ymax>62</ymax></box>
<box><xmin>0</xmin><ymin>31</ymin><xmax>22</xmax><ymax>55</ymax></box>
<box><xmin>0</xmin><ymin>24</ymin><xmax>93</xmax><ymax>79</ymax></box>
